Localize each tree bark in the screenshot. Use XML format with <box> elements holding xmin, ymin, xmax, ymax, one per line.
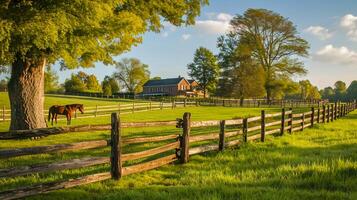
<box><xmin>8</xmin><ymin>57</ymin><xmax>47</xmax><ymax>130</ymax></box>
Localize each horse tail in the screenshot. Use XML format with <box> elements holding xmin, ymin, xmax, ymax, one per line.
<box><xmin>48</xmin><ymin>106</ymin><xmax>52</xmax><ymax>122</ymax></box>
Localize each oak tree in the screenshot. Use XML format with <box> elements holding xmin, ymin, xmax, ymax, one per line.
<box><xmin>0</xmin><ymin>0</ymin><xmax>207</xmax><ymax>130</ymax></box>
<box><xmin>229</xmin><ymin>9</ymin><xmax>309</xmax><ymax>101</ymax></box>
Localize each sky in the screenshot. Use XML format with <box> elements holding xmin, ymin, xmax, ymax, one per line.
<box><xmin>27</xmin><ymin>1</ymin><xmax>357</xmax><ymax>89</ymax></box>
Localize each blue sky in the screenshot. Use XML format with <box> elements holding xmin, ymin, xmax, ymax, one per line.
<box><xmin>55</xmin><ymin>0</ymin><xmax>357</xmax><ymax>89</ymax></box>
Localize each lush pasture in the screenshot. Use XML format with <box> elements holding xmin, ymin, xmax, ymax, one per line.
<box><xmin>0</xmin><ymin>94</ymin><xmax>355</xmax><ymax>199</ymax></box>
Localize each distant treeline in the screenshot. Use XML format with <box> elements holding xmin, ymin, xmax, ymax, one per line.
<box><xmin>320</xmin><ymin>80</ymin><xmax>357</xmax><ymax>101</ymax></box>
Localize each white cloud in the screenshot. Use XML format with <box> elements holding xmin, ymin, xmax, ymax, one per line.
<box><xmin>194</xmin><ymin>12</ymin><xmax>233</xmax><ymax>35</ymax></box>
<box><xmin>340</xmin><ymin>14</ymin><xmax>357</xmax><ymax>41</ymax></box>
<box><xmin>161</xmin><ymin>31</ymin><xmax>169</xmax><ymax>37</ymax></box>
<box><xmin>313</xmin><ymin>44</ymin><xmax>357</xmax><ymax>66</ymax></box>
<box><xmin>304</xmin><ymin>26</ymin><xmax>333</xmax><ymax>40</ymax></box>
<box><xmin>182</xmin><ymin>34</ymin><xmax>191</xmax><ymax>40</ymax></box>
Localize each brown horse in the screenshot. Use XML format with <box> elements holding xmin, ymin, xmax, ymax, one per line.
<box><xmin>48</xmin><ymin>104</ymin><xmax>84</xmax><ymax>125</ymax></box>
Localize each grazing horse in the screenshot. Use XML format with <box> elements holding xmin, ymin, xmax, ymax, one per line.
<box><xmin>48</xmin><ymin>104</ymin><xmax>84</xmax><ymax>125</ymax></box>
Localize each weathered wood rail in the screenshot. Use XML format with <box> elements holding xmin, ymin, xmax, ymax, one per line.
<box><xmin>0</xmin><ymin>101</ymin><xmax>356</xmax><ymax>200</ymax></box>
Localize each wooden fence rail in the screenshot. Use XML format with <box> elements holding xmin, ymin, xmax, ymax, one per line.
<box><xmin>0</xmin><ymin>101</ymin><xmax>356</xmax><ymax>200</ymax></box>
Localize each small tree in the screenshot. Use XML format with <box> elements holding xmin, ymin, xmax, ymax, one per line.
<box><xmin>103</xmin><ymin>84</ymin><xmax>112</xmax><ymax>96</ymax></box>
<box><xmin>114</xmin><ymin>58</ymin><xmax>150</xmax><ymax>94</ymax></box>
<box><xmin>64</xmin><ymin>74</ymin><xmax>87</xmax><ymax>93</ymax></box>
<box><xmin>86</xmin><ymin>75</ymin><xmax>102</xmax><ymax>93</ymax></box>
<box><xmin>334</xmin><ymin>81</ymin><xmax>347</xmax><ymax>101</ymax></box>
<box><xmin>44</xmin><ymin>66</ymin><xmax>60</xmax><ymax>93</ymax></box>
<box><xmin>346</xmin><ymin>80</ymin><xmax>357</xmax><ymax>100</ymax></box>
<box><xmin>102</xmin><ymin>75</ymin><xmax>120</xmax><ymax>96</ymax></box>
<box><xmin>187</xmin><ymin>47</ymin><xmax>219</xmax><ymax>98</ymax></box>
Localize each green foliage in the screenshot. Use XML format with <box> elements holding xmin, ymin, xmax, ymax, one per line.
<box><xmin>44</xmin><ymin>66</ymin><xmax>60</xmax><ymax>93</ymax></box>
<box><xmin>0</xmin><ymin>78</ymin><xmax>7</xmax><ymax>92</ymax></box>
<box><xmin>334</xmin><ymin>81</ymin><xmax>347</xmax><ymax>100</ymax></box>
<box><xmin>346</xmin><ymin>80</ymin><xmax>357</xmax><ymax>100</ymax></box>
<box><xmin>321</xmin><ymin>80</ymin><xmax>357</xmax><ymax>101</ymax></box>
<box><xmin>102</xmin><ymin>75</ymin><xmax>120</xmax><ymax>96</ymax></box>
<box><xmin>151</xmin><ymin>76</ymin><xmax>161</xmax><ymax>80</ymax></box>
<box><xmin>102</xmin><ymin>84</ymin><xmax>112</xmax><ymax>96</ymax></box>
<box><xmin>229</xmin><ymin>9</ymin><xmax>309</xmax><ymax>100</ymax></box>
<box><xmin>187</xmin><ymin>47</ymin><xmax>219</xmax><ymax>97</ymax></box>
<box><xmin>320</xmin><ymin>87</ymin><xmax>335</xmax><ymax>100</ymax></box>
<box><xmin>0</xmin><ymin>0</ymin><xmax>208</xmax><ymax>68</ymax></box>
<box><xmin>114</xmin><ymin>58</ymin><xmax>150</xmax><ymax>93</ymax></box>
<box><xmin>217</xmin><ymin>34</ymin><xmax>265</xmax><ymax>99</ymax></box>
<box><xmin>86</xmin><ymin>75</ymin><xmax>102</xmax><ymax>92</ymax></box>
<box><xmin>64</xmin><ymin>71</ymin><xmax>102</xmax><ymax>93</ymax></box>
<box><xmin>298</xmin><ymin>80</ymin><xmax>321</xmax><ymax>100</ymax></box>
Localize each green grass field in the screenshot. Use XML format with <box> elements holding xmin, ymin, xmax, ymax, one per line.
<box><xmin>0</xmin><ymin>93</ymin><xmax>355</xmax><ymax>200</ymax></box>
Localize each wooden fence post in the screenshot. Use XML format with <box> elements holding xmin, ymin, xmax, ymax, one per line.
<box><xmin>331</xmin><ymin>104</ymin><xmax>334</xmax><ymax>122</ymax></box>
<box><xmin>172</xmin><ymin>100</ymin><xmax>175</xmax><ymax>109</ymax></box>
<box><xmin>243</xmin><ymin>118</ymin><xmax>248</xmax><ymax>142</ymax></box>
<box><xmin>301</xmin><ymin>113</ymin><xmax>305</xmax><ymax>131</ymax></box>
<box><xmin>288</xmin><ymin>108</ymin><xmax>293</xmax><ymax>134</ymax></box>
<box><xmin>2</xmin><ymin>105</ymin><xmax>5</xmax><ymax>121</ymax></box>
<box><xmin>317</xmin><ymin>107</ymin><xmax>320</xmax><ymax>123</ymax></box>
<box><xmin>261</xmin><ymin>110</ymin><xmax>265</xmax><ymax>142</ymax></box>
<box><xmin>184</xmin><ymin>99</ymin><xmax>187</xmax><ymax>107</ymax></box>
<box><xmin>180</xmin><ymin>112</ymin><xmax>191</xmax><ymax>164</ymax></box>
<box><xmin>94</xmin><ymin>105</ymin><xmax>98</xmax><ymax>117</ymax></box>
<box><xmin>118</xmin><ymin>104</ymin><xmax>121</xmax><ymax>115</ymax></box>
<box><xmin>160</xmin><ymin>101</ymin><xmax>163</xmax><ymax>110</ymax></box>
<box><xmin>132</xmin><ymin>102</ymin><xmax>135</xmax><ymax>113</ymax></box>
<box><xmin>327</xmin><ymin>105</ymin><xmax>330</xmax><ymax>123</ymax></box>
<box><xmin>311</xmin><ymin>107</ymin><xmax>314</xmax><ymax>127</ymax></box>
<box><xmin>110</xmin><ymin>113</ymin><xmax>122</xmax><ymax>180</ymax></box>
<box><xmin>150</xmin><ymin>101</ymin><xmax>152</xmax><ymax>110</ymax></box>
<box><xmin>322</xmin><ymin>105</ymin><xmax>326</xmax><ymax>123</ymax></box>
<box><xmin>280</xmin><ymin>108</ymin><xmax>285</xmax><ymax>136</ymax></box>
<box><xmin>219</xmin><ymin>120</ymin><xmax>225</xmax><ymax>151</ymax></box>
<box><xmin>334</xmin><ymin>102</ymin><xmax>337</xmax><ymax>120</ymax></box>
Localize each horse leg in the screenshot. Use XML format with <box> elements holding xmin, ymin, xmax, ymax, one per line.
<box><xmin>51</xmin><ymin>114</ymin><xmax>54</xmax><ymax>126</ymax></box>
<box><xmin>55</xmin><ymin>114</ymin><xmax>58</xmax><ymax>124</ymax></box>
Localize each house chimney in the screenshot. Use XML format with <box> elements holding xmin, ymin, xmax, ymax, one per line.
<box><xmin>178</xmin><ymin>75</ymin><xmax>181</xmax><ymax>78</ymax></box>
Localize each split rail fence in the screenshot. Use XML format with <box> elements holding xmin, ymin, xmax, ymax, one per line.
<box><xmin>0</xmin><ymin>101</ymin><xmax>356</xmax><ymax>199</ymax></box>
<box><xmin>0</xmin><ymin>100</ymin><xmax>198</xmax><ymax>122</ymax></box>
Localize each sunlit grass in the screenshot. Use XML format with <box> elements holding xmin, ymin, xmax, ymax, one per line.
<box><xmin>0</xmin><ymin>92</ymin><xmax>355</xmax><ymax>199</ymax></box>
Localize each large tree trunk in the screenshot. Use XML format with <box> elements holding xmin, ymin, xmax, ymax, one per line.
<box><xmin>8</xmin><ymin>57</ymin><xmax>47</xmax><ymax>130</ymax></box>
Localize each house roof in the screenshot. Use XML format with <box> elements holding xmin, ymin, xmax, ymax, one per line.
<box><xmin>188</xmin><ymin>79</ymin><xmax>196</xmax><ymax>84</ymax></box>
<box><xmin>143</xmin><ymin>78</ymin><xmax>185</xmax><ymax>87</ymax></box>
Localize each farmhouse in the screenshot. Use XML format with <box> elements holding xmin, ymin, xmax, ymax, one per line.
<box><xmin>142</xmin><ymin>77</ymin><xmax>204</xmax><ymax>97</ymax></box>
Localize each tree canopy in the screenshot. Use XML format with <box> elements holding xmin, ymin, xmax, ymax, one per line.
<box><xmin>64</xmin><ymin>71</ymin><xmax>102</xmax><ymax>93</ymax></box>
<box><xmin>229</xmin><ymin>9</ymin><xmax>309</xmax><ymax>100</ymax></box>
<box><xmin>114</xmin><ymin>58</ymin><xmax>150</xmax><ymax>93</ymax></box>
<box><xmin>217</xmin><ymin>33</ymin><xmax>265</xmax><ymax>100</ymax></box>
<box><xmin>102</xmin><ymin>75</ymin><xmax>120</xmax><ymax>96</ymax></box>
<box><xmin>0</xmin><ymin>0</ymin><xmax>208</xmax><ymax>68</ymax></box>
